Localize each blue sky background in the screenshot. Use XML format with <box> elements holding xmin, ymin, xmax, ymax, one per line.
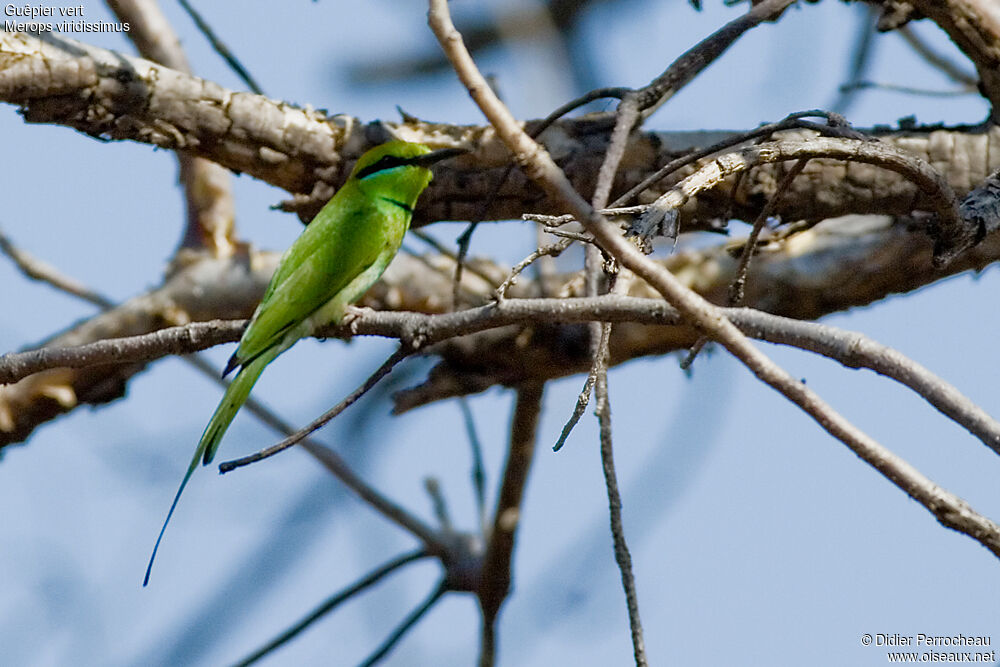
<box><xmin>1</xmin><ymin>2</ymin><xmax>998</xmax><ymax>665</ymax></box>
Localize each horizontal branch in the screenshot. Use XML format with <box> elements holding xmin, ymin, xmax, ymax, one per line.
<box><xmin>2</xmin><ymin>32</ymin><xmax>1000</xmax><ymax>228</ymax></box>
<box><xmin>5</xmin><ymin>295</ymin><xmax>999</xmax><ymax>457</ymax></box>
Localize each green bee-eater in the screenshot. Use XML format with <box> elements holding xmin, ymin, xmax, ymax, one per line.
<box><xmin>144</xmin><ymin>141</ymin><xmax>464</xmax><ymax>585</ymax></box>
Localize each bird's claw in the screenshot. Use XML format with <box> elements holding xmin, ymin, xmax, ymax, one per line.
<box><xmin>343</xmin><ymin>305</ymin><xmax>374</xmax><ymax>335</ymax></box>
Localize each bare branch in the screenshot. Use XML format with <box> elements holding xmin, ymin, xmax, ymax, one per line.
<box><xmin>107</xmin><ymin>0</ymin><xmax>237</xmax><ymax>258</ymax></box>
<box><xmin>633</xmin><ymin>137</ymin><xmax>971</xmax><ymax>266</ymax></box>
<box><xmin>0</xmin><ymin>226</ymin><xmax>113</xmax><ymax>309</ymax></box>
<box><xmin>907</xmin><ymin>0</ymin><xmax>1000</xmax><ymax>121</ymax></box>
<box><xmin>3</xmin><ymin>32</ymin><xmax>999</xmax><ymax>229</ymax></box>
<box><xmin>234</xmin><ymin>550</ymin><xmax>430</xmax><ymax>667</ymax></box>
<box><xmin>478</xmin><ymin>382</ymin><xmax>545</xmax><ymax>652</ymax></box>
<box><xmin>595</xmin><ymin>360</ymin><xmax>647</xmax><ymax>667</ymax></box>
<box><xmin>218</xmin><ymin>346</ymin><xmax>412</xmax><ymax>472</ymax></box>
<box><xmin>6</xmin><ymin>295</ymin><xmax>1000</xmax><ymax>455</ymax></box>
<box><xmin>494</xmin><ymin>237</ymin><xmax>573</xmax><ymax>301</ymax></box>
<box><xmin>360</xmin><ymin>580</ymin><xmax>448</xmax><ymax>667</ymax></box>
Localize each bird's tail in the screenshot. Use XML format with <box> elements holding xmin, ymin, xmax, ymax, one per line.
<box><xmin>143</xmin><ymin>348</ymin><xmax>277</xmax><ymax>586</ymax></box>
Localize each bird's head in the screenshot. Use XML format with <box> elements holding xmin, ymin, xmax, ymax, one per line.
<box><xmin>351</xmin><ymin>141</ymin><xmax>466</xmax><ymax>205</ymax></box>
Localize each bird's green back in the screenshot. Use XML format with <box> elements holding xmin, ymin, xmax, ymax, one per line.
<box><xmin>232</xmin><ymin>141</ymin><xmax>435</xmax><ymax>368</ymax></box>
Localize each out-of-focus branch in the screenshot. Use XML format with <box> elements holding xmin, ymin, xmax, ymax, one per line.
<box><xmin>897</xmin><ymin>23</ymin><xmax>978</xmax><ymax>89</ymax></box>
<box><xmin>176</xmin><ymin>0</ymin><xmax>263</xmax><ymax>95</ymax></box>
<box><xmin>905</xmin><ymin>0</ymin><xmax>1000</xmax><ymax>121</ymax></box>
<box><xmin>107</xmin><ymin>0</ymin><xmax>237</xmax><ymax>258</ymax></box>
<box><xmin>234</xmin><ymin>550</ymin><xmax>430</xmax><ymax>667</ymax></box>
<box><xmin>477</xmin><ymin>381</ymin><xmax>544</xmax><ymax>666</ymax></box>
<box><xmin>0</xmin><ymin>226</ymin><xmax>113</xmax><ymax>308</ymax></box>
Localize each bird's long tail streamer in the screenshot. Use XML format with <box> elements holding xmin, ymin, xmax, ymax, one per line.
<box><xmin>143</xmin><ymin>348</ymin><xmax>277</xmax><ymax>586</ymax></box>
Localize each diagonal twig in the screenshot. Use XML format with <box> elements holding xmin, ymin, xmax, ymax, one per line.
<box><xmin>176</xmin><ymin>0</ymin><xmax>264</xmax><ymax>94</ymax></box>
<box><xmin>360</xmin><ymin>579</ymin><xmax>449</xmax><ymax>667</ymax></box>
<box><xmin>218</xmin><ymin>346</ymin><xmax>411</xmax><ymax>472</ymax></box>
<box><xmin>0</xmin><ymin>226</ymin><xmax>114</xmax><ymax>309</ymax></box>
<box><xmin>234</xmin><ymin>549</ymin><xmax>431</xmax><ymax>666</ymax></box>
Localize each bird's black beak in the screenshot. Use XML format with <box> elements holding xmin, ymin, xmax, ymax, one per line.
<box><xmin>409</xmin><ymin>147</ymin><xmax>469</xmax><ymax>168</ymax></box>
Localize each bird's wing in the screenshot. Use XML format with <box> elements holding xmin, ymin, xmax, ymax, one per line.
<box><xmin>234</xmin><ymin>202</ymin><xmax>387</xmax><ymax>367</ymax></box>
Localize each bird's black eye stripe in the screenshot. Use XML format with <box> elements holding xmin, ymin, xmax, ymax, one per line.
<box><xmin>356</xmin><ymin>155</ymin><xmax>412</xmax><ymax>180</ymax></box>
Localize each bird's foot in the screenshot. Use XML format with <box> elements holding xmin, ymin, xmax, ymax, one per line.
<box><xmin>342</xmin><ymin>305</ymin><xmax>374</xmax><ymax>336</ymax></box>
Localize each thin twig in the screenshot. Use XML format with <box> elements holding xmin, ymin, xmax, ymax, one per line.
<box><xmin>551</xmin><ymin>371</ymin><xmax>596</xmax><ymax>453</ymax></box>
<box><xmin>459</xmin><ymin>398</ymin><xmax>488</xmax><ymax>533</ymax></box>
<box><xmin>898</xmin><ymin>23</ymin><xmax>978</xmax><ymax>88</ymax></box>
<box><xmin>730</xmin><ymin>158</ymin><xmax>809</xmax><ymax>305</ymax></box>
<box><xmin>592</xmin><ymin>95</ymin><xmax>641</xmax><ymax>211</ymax></box>
<box><xmin>177</xmin><ymin>0</ymin><xmax>264</xmax><ymax>94</ymax></box>
<box><xmin>424</xmin><ymin>478</ymin><xmax>452</xmax><ymax>530</ymax></box>
<box><xmin>683</xmin><ymin>157</ymin><xmax>809</xmax><ymax>368</ymax></box>
<box><xmin>524</xmin><ymin>206</ymin><xmax>648</xmax><ymax>226</ymax></box>
<box><xmin>494</xmin><ymin>238</ymin><xmax>573</xmax><ymax>300</ymax></box>
<box><xmin>0</xmin><ymin>227</ymin><xmax>114</xmax><ymax>309</ymax></box>
<box><xmin>552</xmin><ymin>319</ymin><xmax>609</xmax><ymax>452</ymax></box>
<box><xmin>234</xmin><ymin>549</ymin><xmax>431</xmax><ymax>667</ymax></box>
<box><xmin>218</xmin><ymin>346</ymin><xmax>411</xmax><ymax>472</ymax></box>
<box><xmin>359</xmin><ymin>580</ymin><xmax>448</xmax><ymax>667</ymax></box>
<box><xmin>594</xmin><ymin>356</ymin><xmax>646</xmax><ymax>667</ymax></box>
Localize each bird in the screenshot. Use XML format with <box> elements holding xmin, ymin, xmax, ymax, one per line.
<box><xmin>144</xmin><ymin>140</ymin><xmax>465</xmax><ymax>585</ymax></box>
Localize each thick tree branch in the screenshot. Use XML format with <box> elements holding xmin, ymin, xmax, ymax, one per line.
<box><xmin>2</xmin><ymin>32</ymin><xmax>999</xmax><ymax>228</ymax></box>
<box><xmin>107</xmin><ymin>1</ymin><xmax>238</xmax><ymax>257</ymax></box>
